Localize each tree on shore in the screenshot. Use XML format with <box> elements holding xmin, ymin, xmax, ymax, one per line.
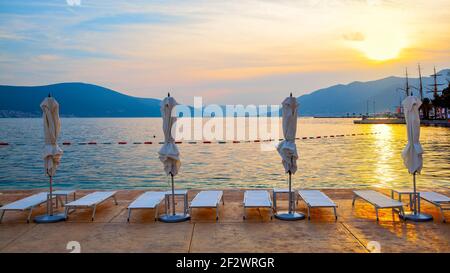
<box><xmin>441</xmin><ymin>82</ymin><xmax>450</xmax><ymax>118</ymax></box>
<box><xmin>432</xmin><ymin>95</ymin><xmax>443</xmax><ymax>119</ymax></box>
<box><xmin>420</xmin><ymin>98</ymin><xmax>432</xmax><ymax>120</ymax></box>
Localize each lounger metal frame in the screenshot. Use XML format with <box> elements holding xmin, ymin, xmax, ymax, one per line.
<box><xmin>243</xmin><ymin>191</ymin><xmax>274</xmax><ymax>220</ymax></box>
<box><xmin>127</xmin><ymin>204</ymin><xmax>162</xmax><ymax>222</ymax></box>
<box><xmin>0</xmin><ymin>193</ymin><xmax>54</xmax><ymax>223</ymax></box>
<box><xmin>1</xmin><ymin>203</ymin><xmax>44</xmax><ymax>223</ymax></box>
<box><xmin>352</xmin><ymin>191</ymin><xmax>405</xmax><ymax>221</ymax></box>
<box><xmin>298</xmin><ymin>190</ymin><xmax>338</xmax><ymax>220</ymax></box>
<box><xmin>64</xmin><ymin>192</ymin><xmax>118</xmax><ymax>221</ymax></box>
<box><xmin>189</xmin><ymin>191</ymin><xmax>225</xmax><ymax>221</ymax></box>
<box><xmin>127</xmin><ymin>192</ymin><xmax>165</xmax><ymax>222</ymax></box>
<box><xmin>420</xmin><ymin>194</ymin><xmax>449</xmax><ymax>223</ymax></box>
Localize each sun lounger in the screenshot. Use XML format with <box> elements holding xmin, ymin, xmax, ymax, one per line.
<box><xmin>243</xmin><ymin>190</ymin><xmax>273</xmax><ymax>220</ymax></box>
<box><xmin>352</xmin><ymin>190</ymin><xmax>405</xmax><ymax>221</ymax></box>
<box><xmin>298</xmin><ymin>190</ymin><xmax>338</xmax><ymax>220</ymax></box>
<box><xmin>127</xmin><ymin>191</ymin><xmax>165</xmax><ymax>222</ymax></box>
<box><xmin>420</xmin><ymin>192</ymin><xmax>450</xmax><ymax>223</ymax></box>
<box><xmin>64</xmin><ymin>191</ymin><xmax>117</xmax><ymax>221</ymax></box>
<box><xmin>0</xmin><ymin>192</ymin><xmax>52</xmax><ymax>223</ymax></box>
<box><xmin>189</xmin><ymin>191</ymin><xmax>224</xmax><ymax>220</ymax></box>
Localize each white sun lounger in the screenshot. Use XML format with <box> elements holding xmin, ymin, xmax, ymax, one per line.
<box><xmin>298</xmin><ymin>190</ymin><xmax>338</xmax><ymax>220</ymax></box>
<box><xmin>64</xmin><ymin>191</ymin><xmax>117</xmax><ymax>221</ymax></box>
<box><xmin>420</xmin><ymin>192</ymin><xmax>450</xmax><ymax>223</ymax></box>
<box><xmin>0</xmin><ymin>192</ymin><xmax>54</xmax><ymax>223</ymax></box>
<box><xmin>189</xmin><ymin>191</ymin><xmax>224</xmax><ymax>220</ymax></box>
<box><xmin>127</xmin><ymin>191</ymin><xmax>165</xmax><ymax>222</ymax></box>
<box><xmin>352</xmin><ymin>190</ymin><xmax>405</xmax><ymax>221</ymax></box>
<box><xmin>243</xmin><ymin>190</ymin><xmax>273</xmax><ymax>220</ymax></box>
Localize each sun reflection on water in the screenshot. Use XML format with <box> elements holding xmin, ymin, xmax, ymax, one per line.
<box><xmin>372</xmin><ymin>124</ymin><xmax>395</xmax><ymax>189</ymax></box>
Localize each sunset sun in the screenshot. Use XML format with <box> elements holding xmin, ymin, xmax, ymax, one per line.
<box><xmin>359</xmin><ymin>36</ymin><xmax>406</xmax><ymax>61</ymax></box>
<box><xmin>354</xmin><ymin>29</ymin><xmax>407</xmax><ymax>61</ymax></box>
<box><xmin>343</xmin><ymin>15</ymin><xmax>409</xmax><ymax>62</ymax></box>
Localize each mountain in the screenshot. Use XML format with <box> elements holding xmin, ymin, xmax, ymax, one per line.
<box><xmin>0</xmin><ymin>83</ymin><xmax>161</xmax><ymax>117</ymax></box>
<box><xmin>297</xmin><ymin>69</ymin><xmax>450</xmax><ymax>116</ymax></box>
<box><xmin>1</xmin><ymin>69</ymin><xmax>449</xmax><ymax>117</ymax></box>
<box><xmin>0</xmin><ymin>82</ymin><xmax>279</xmax><ymax>118</ymax></box>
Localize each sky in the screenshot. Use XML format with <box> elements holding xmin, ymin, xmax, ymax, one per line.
<box><xmin>0</xmin><ymin>0</ymin><xmax>449</xmax><ymax>105</ymax></box>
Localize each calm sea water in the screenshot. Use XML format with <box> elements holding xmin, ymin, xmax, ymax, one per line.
<box><xmin>0</xmin><ymin>118</ymin><xmax>449</xmax><ymax>190</ymax></box>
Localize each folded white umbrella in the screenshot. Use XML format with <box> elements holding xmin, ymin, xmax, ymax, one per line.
<box><xmin>275</xmin><ymin>94</ymin><xmax>304</xmax><ymax>220</ymax></box>
<box><xmin>400</xmin><ymin>95</ymin><xmax>432</xmax><ymax>221</ymax></box>
<box><xmin>158</xmin><ymin>95</ymin><xmax>181</xmax><ymax>176</ymax></box>
<box><xmin>277</xmin><ymin>95</ymin><xmax>299</xmax><ymax>174</ymax></box>
<box><xmin>401</xmin><ymin>96</ymin><xmax>423</xmax><ymax>174</ymax></box>
<box><xmin>35</xmin><ymin>95</ymin><xmax>65</xmax><ymax>223</ymax></box>
<box><xmin>158</xmin><ymin>94</ymin><xmax>189</xmax><ymax>222</ymax></box>
<box><xmin>41</xmin><ymin>96</ymin><xmax>63</xmax><ymax>178</ymax></box>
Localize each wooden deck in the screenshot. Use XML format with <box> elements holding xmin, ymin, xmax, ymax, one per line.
<box><xmin>0</xmin><ymin>188</ymin><xmax>449</xmax><ymax>253</ymax></box>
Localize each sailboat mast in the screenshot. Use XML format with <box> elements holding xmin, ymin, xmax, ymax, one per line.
<box><xmin>418</xmin><ymin>64</ymin><xmax>423</xmax><ymax>100</ymax></box>
<box><xmin>432</xmin><ymin>66</ymin><xmax>438</xmax><ymax>98</ymax></box>
<box><xmin>405</xmin><ymin>68</ymin><xmax>410</xmax><ymax>96</ymax></box>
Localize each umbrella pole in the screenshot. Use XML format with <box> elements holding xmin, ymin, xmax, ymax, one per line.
<box><xmin>159</xmin><ymin>171</ymin><xmax>190</xmax><ymax>222</ymax></box>
<box><xmin>34</xmin><ymin>173</ymin><xmax>64</xmax><ymax>223</ymax></box>
<box><xmin>171</xmin><ymin>173</ymin><xmax>175</xmax><ymax>216</ymax></box>
<box><xmin>401</xmin><ymin>171</ymin><xmax>432</xmax><ymax>222</ymax></box>
<box><xmin>49</xmin><ymin>175</ymin><xmax>53</xmax><ymax>216</ymax></box>
<box><xmin>413</xmin><ymin>172</ymin><xmax>417</xmax><ymax>215</ymax></box>
<box><xmin>274</xmin><ymin>160</ymin><xmax>304</xmax><ymax>220</ymax></box>
<box><xmin>288</xmin><ymin>171</ymin><xmax>292</xmax><ymax>214</ymax></box>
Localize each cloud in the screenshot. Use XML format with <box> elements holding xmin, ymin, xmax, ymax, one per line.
<box><xmin>0</xmin><ymin>1</ymin><xmax>70</xmax><ymax>16</ymax></box>
<box><xmin>34</xmin><ymin>54</ymin><xmax>62</xmax><ymax>61</ymax></box>
<box><xmin>70</xmin><ymin>12</ymin><xmax>184</xmax><ymax>32</ymax></box>
<box><xmin>0</xmin><ymin>30</ymin><xmax>25</xmax><ymax>41</ymax></box>
<box><xmin>342</xmin><ymin>32</ymin><xmax>365</xmax><ymax>42</ymax></box>
<box><xmin>66</xmin><ymin>0</ymin><xmax>82</xmax><ymax>7</ymax></box>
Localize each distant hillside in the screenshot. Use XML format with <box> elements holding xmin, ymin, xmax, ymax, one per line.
<box><xmin>1</xmin><ymin>69</ymin><xmax>449</xmax><ymax>117</ymax></box>
<box><xmin>297</xmin><ymin>69</ymin><xmax>450</xmax><ymax>116</ymax></box>
<box><xmin>0</xmin><ymin>83</ymin><xmax>161</xmax><ymax>117</ymax></box>
<box><xmin>0</xmin><ymin>83</ymin><xmax>280</xmax><ymax>118</ymax></box>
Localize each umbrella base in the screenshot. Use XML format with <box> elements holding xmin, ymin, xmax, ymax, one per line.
<box><xmin>400</xmin><ymin>212</ymin><xmax>433</xmax><ymax>222</ymax></box>
<box><xmin>34</xmin><ymin>213</ymin><xmax>66</xmax><ymax>223</ymax></box>
<box><xmin>159</xmin><ymin>214</ymin><xmax>190</xmax><ymax>223</ymax></box>
<box><xmin>274</xmin><ymin>211</ymin><xmax>305</xmax><ymax>221</ymax></box>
